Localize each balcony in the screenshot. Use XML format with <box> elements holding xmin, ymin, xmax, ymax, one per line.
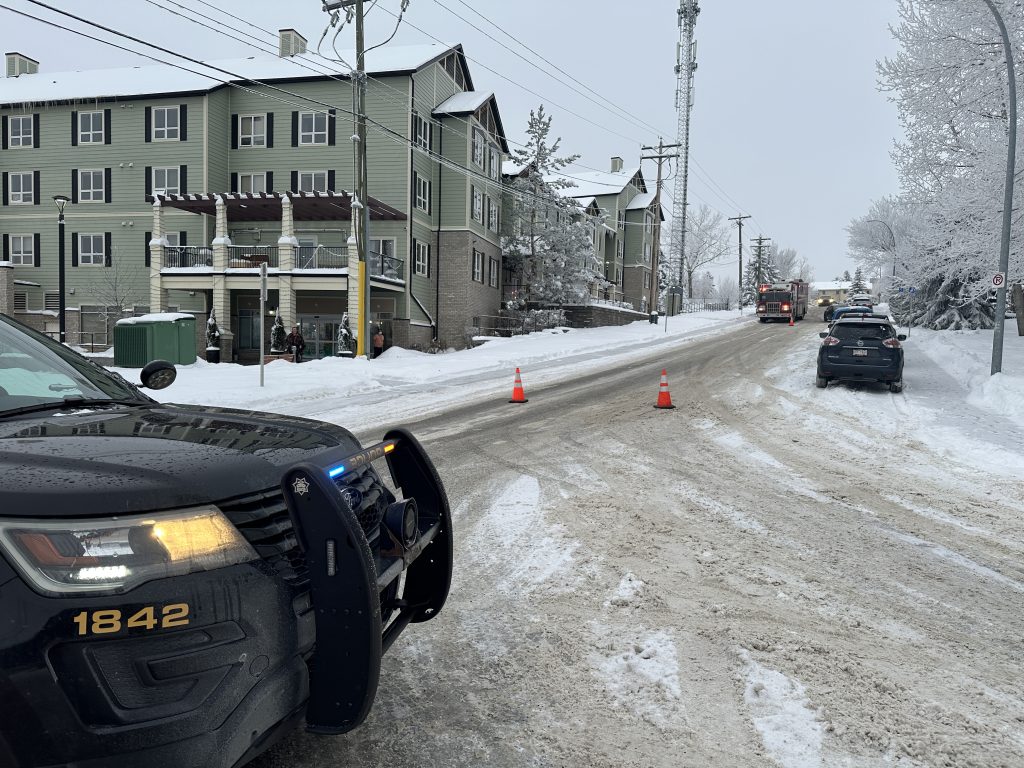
<box><xmin>227</xmin><ymin>245</ymin><xmax>279</xmax><ymax>268</ymax></box>
<box><xmin>370</xmin><ymin>251</ymin><xmax>404</xmax><ymax>281</ymax></box>
<box><xmin>164</xmin><ymin>246</ymin><xmax>213</xmax><ymax>269</ymax></box>
<box><xmin>295</xmin><ymin>245</ymin><xmax>347</xmax><ymax>270</ymax></box>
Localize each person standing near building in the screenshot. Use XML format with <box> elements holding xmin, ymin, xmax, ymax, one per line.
<box><xmin>285</xmin><ymin>325</ymin><xmax>306</xmax><ymax>363</ymax></box>
<box><xmin>372</xmin><ymin>327</ymin><xmax>385</xmax><ymax>359</ymax></box>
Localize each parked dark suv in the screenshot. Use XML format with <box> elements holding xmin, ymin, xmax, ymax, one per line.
<box><xmin>0</xmin><ymin>314</ymin><xmax>452</xmax><ymax>768</ymax></box>
<box><xmin>816</xmin><ymin>315</ymin><xmax>906</xmax><ymax>392</ymax></box>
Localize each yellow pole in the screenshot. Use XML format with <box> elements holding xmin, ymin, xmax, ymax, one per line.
<box><xmin>357</xmin><ymin>261</ymin><xmax>366</xmax><ymax>357</ymax></box>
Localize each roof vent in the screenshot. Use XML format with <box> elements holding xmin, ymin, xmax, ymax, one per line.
<box><xmin>610</xmin><ymin>156</ymin><xmax>624</xmax><ymax>173</ymax></box>
<box><xmin>278</xmin><ymin>29</ymin><xmax>307</xmax><ymax>58</ymax></box>
<box><xmin>5</xmin><ymin>52</ymin><xmax>39</xmax><ymax>78</ymax></box>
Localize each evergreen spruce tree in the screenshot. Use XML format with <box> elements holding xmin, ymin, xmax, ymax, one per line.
<box><xmin>270</xmin><ymin>314</ymin><xmax>286</xmax><ymax>352</ymax></box>
<box><xmin>741</xmin><ymin>256</ymin><xmax>760</xmax><ymax>307</ymax></box>
<box><xmin>849</xmin><ymin>267</ymin><xmax>868</xmax><ymax>294</ymax></box>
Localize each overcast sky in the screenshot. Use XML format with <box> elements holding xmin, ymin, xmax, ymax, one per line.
<box><xmin>2</xmin><ymin>0</ymin><xmax>903</xmax><ymax>283</ymax></box>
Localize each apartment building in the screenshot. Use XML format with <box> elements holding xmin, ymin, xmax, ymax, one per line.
<box><xmin>0</xmin><ymin>34</ymin><xmax>508</xmax><ymax>358</ymax></box>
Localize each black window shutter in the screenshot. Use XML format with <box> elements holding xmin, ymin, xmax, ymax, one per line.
<box><xmin>179</xmin><ymin>230</ymin><xmax>187</xmax><ymax>247</ymax></box>
<box><xmin>1</xmin><ymin>115</ymin><xmax>7</xmax><ymax>150</ymax></box>
<box><xmin>104</xmin><ymin>232</ymin><xmax>112</xmax><ymax>267</ymax></box>
<box><xmin>2</xmin><ymin>234</ymin><xmax>7</xmax><ymax>261</ymax></box>
<box><xmin>145</xmin><ymin>231</ymin><xmax>151</xmax><ymax>267</ymax></box>
<box><xmin>104</xmin><ymin>109</ymin><xmax>112</xmax><ymax>144</ymax></box>
<box><xmin>231</xmin><ymin>114</ymin><xmax>238</xmax><ymax>149</ymax></box>
<box><xmin>1</xmin><ymin>172</ymin><xmax>7</xmax><ymax>206</ymax></box>
<box><xmin>71</xmin><ymin>170</ymin><xmax>78</xmax><ymax>204</ymax></box>
<box><xmin>179</xmin><ymin>165</ymin><xmax>187</xmax><ymax>195</ymax></box>
<box><xmin>104</xmin><ymin>168</ymin><xmax>112</xmax><ymax>203</ymax></box>
<box><xmin>428</xmin><ymin>244</ymin><xmax>432</xmax><ymax>278</ymax></box>
<box><xmin>144</xmin><ymin>106</ymin><xmax>152</xmax><ymax>143</ymax></box>
<box><xmin>327</xmin><ymin>170</ymin><xmax>335</xmax><ymax>192</ymax></box>
<box><xmin>230</xmin><ymin>172</ymin><xmax>238</xmax><ymax>193</ymax></box>
<box><xmin>71</xmin><ymin>111</ymin><xmax>78</xmax><ymax>146</ymax></box>
<box><xmin>266</xmin><ymin>171</ymin><xmax>273</xmax><ymax>192</ymax></box>
<box><xmin>290</xmin><ymin>171</ymin><xmax>298</xmax><ymax>192</ymax></box>
<box><xmin>291</xmin><ymin>111</ymin><xmax>298</xmax><ymax>147</ymax></box>
<box><xmin>266</xmin><ymin>113</ymin><xmax>274</xmax><ymax>148</ymax></box>
<box><xmin>33</xmin><ymin>233</ymin><xmax>40</xmax><ymax>267</ymax></box>
<box><xmin>179</xmin><ymin>104</ymin><xmax>187</xmax><ymax>141</ymax></box>
<box><xmin>429</xmin><ymin>122</ymin><xmax>434</xmax><ymax>152</ymax></box>
<box><xmin>32</xmin><ymin>114</ymin><xmax>39</xmax><ymax>148</ymax></box>
<box><xmin>33</xmin><ymin>170</ymin><xmax>40</xmax><ymax>205</ymax></box>
<box><xmin>144</xmin><ymin>166</ymin><xmax>152</xmax><ymax>197</ymax></box>
<box><xmin>328</xmin><ymin>109</ymin><xmax>336</xmax><ymax>146</ymax></box>
<box><xmin>71</xmin><ymin>233</ymin><xmax>78</xmax><ymax>267</ymax></box>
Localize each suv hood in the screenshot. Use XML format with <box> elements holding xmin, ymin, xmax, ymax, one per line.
<box><xmin>0</xmin><ymin>403</ymin><xmax>360</xmax><ymax>518</ymax></box>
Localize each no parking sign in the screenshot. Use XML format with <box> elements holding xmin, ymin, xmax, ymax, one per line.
<box><xmin>992</xmin><ymin>272</ymin><xmax>1007</xmax><ymax>289</ymax></box>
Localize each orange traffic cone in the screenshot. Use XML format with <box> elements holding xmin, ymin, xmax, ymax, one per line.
<box><xmin>789</xmin><ymin>314</ymin><xmax>795</xmax><ymax>327</ymax></box>
<box><xmin>509</xmin><ymin>367</ymin><xmax>529</xmax><ymax>403</ymax></box>
<box><xmin>654</xmin><ymin>369</ymin><xmax>676</xmax><ymax>409</ymax></box>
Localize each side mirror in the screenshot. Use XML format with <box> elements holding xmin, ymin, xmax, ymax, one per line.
<box><xmin>818</xmin><ymin>332</ymin><xmax>828</xmax><ymax>338</ymax></box>
<box><xmin>897</xmin><ymin>334</ymin><xmax>907</xmax><ymax>341</ymax></box>
<box><xmin>140</xmin><ymin>360</ymin><xmax>177</xmax><ymax>390</ymax></box>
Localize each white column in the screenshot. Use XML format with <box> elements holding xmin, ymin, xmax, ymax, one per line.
<box><xmin>149</xmin><ymin>198</ymin><xmax>168</xmax><ymax>312</ymax></box>
<box><xmin>277</xmin><ymin>194</ymin><xmax>297</xmax><ymax>325</ymax></box>
<box><xmin>211</xmin><ymin>195</ymin><xmax>232</xmax><ymax>358</ymax></box>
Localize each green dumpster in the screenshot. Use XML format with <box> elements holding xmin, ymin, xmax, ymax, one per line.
<box><xmin>113</xmin><ymin>313</ymin><xmax>197</xmax><ymax>367</ymax></box>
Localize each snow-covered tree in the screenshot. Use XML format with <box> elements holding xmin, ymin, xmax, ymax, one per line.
<box><xmin>772</xmin><ymin>247</ymin><xmax>799</xmax><ymax>281</ymax></box>
<box><xmin>715</xmin><ymin>275</ymin><xmax>739</xmax><ymax>307</ymax></box>
<box><xmin>682</xmin><ymin>205</ymin><xmax>731</xmax><ymax>297</ymax></box>
<box><xmin>849</xmin><ymin>267</ymin><xmax>869</xmax><ymax>294</ymax></box>
<box><xmin>502</xmin><ymin>106</ymin><xmax>604</xmax><ymax>307</ymax></box>
<box><xmin>741</xmin><ymin>255</ymin><xmax>760</xmax><ymax>306</ymax></box>
<box><xmin>270</xmin><ymin>314</ymin><xmax>286</xmax><ymax>352</ymax></box>
<box><xmin>692</xmin><ymin>270</ymin><xmax>716</xmax><ymax>300</ymax></box>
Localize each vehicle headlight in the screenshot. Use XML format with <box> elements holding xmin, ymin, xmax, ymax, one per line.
<box><xmin>0</xmin><ymin>506</ymin><xmax>257</xmax><ymax>595</ymax></box>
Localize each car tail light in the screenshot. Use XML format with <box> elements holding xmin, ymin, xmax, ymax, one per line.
<box><xmin>821</xmin><ymin>336</ymin><xmax>841</xmax><ymax>346</ymax></box>
<box><xmin>882</xmin><ymin>338</ymin><xmax>902</xmax><ymax>349</ymax></box>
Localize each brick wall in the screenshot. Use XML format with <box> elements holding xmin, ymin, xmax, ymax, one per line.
<box><xmin>562</xmin><ymin>304</ymin><xmax>649</xmax><ymax>328</ymax></box>
<box><xmin>0</xmin><ymin>263</ymin><xmax>12</xmax><ymax>316</ymax></box>
<box><xmin>437</xmin><ymin>231</ymin><xmax>502</xmax><ymax>349</ymax></box>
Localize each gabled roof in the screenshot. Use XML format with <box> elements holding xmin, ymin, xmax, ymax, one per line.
<box><xmin>626</xmin><ymin>191</ymin><xmax>656</xmax><ymax>210</ymax></box>
<box><xmin>0</xmin><ymin>43</ymin><xmax>459</xmax><ymax>106</ymax></box>
<box><xmin>432</xmin><ymin>90</ymin><xmax>493</xmax><ymax>116</ymax></box>
<box><xmin>562</xmin><ymin>167</ymin><xmax>644</xmax><ymax>200</ymax></box>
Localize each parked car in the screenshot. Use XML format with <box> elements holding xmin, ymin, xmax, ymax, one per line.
<box><xmin>816</xmin><ymin>296</ymin><xmax>834</xmax><ymax>307</ymax></box>
<box><xmin>849</xmin><ymin>293</ymin><xmax>874</xmax><ymax>307</ymax></box>
<box><xmin>816</xmin><ymin>315</ymin><xmax>906</xmax><ymax>392</ymax></box>
<box><xmin>0</xmin><ymin>314</ymin><xmax>453</xmax><ymax>768</ymax></box>
<box><xmin>829</xmin><ymin>304</ymin><xmax>874</xmax><ymax>323</ymax></box>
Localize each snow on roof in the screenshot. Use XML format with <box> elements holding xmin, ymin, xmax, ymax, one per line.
<box><xmin>13</xmin><ymin>279</ymin><xmax>41</xmax><ymax>287</ymax></box>
<box><xmin>562</xmin><ymin>167</ymin><xmax>642</xmax><ymax>200</ymax></box>
<box><xmin>0</xmin><ymin>43</ymin><xmax>455</xmax><ymax>105</ymax></box>
<box><xmin>116</xmin><ymin>312</ymin><xmax>195</xmax><ymax>325</ymax></box>
<box><xmin>626</xmin><ymin>191</ymin><xmax>656</xmax><ymax>210</ymax></box>
<box><xmin>432</xmin><ymin>90</ymin><xmax>493</xmax><ymax>116</ymax></box>
<box><xmin>502</xmin><ymin>159</ymin><xmax>528</xmax><ymax>177</ymax></box>
<box><xmin>812</xmin><ymin>281</ymin><xmax>852</xmax><ymax>291</ymax></box>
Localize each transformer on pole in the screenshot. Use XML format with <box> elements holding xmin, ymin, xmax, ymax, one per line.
<box><xmin>668</xmin><ymin>1</ymin><xmax>699</xmax><ymax>304</ymax></box>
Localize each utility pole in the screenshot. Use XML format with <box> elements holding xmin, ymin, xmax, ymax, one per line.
<box><xmin>325</xmin><ymin>0</ymin><xmax>371</xmax><ymax>357</ymax></box>
<box><xmin>727</xmin><ymin>214</ymin><xmax>750</xmax><ymax>312</ymax></box>
<box><xmin>668</xmin><ymin>0</ymin><xmax>700</xmax><ymax>311</ymax></box>
<box><xmin>641</xmin><ymin>138</ymin><xmax>681</xmax><ymax>315</ymax></box>
<box><xmin>751</xmin><ymin>235</ymin><xmax>771</xmax><ymax>288</ymax></box>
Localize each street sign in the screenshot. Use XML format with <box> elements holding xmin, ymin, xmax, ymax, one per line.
<box><xmin>992</xmin><ymin>272</ymin><xmax>1006</xmax><ymax>288</ymax></box>
<box><xmin>908</xmin><ymin>286</ymin><xmax>917</xmax><ymax>294</ymax></box>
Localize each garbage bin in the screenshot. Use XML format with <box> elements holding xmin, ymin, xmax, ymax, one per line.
<box><xmin>650</xmin><ymin>312</ymin><xmax>659</xmax><ymax>324</ymax></box>
<box><xmin>113</xmin><ymin>313</ymin><xmax>197</xmax><ymax>367</ymax></box>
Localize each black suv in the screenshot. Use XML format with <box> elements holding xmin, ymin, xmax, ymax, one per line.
<box><xmin>0</xmin><ymin>314</ymin><xmax>452</xmax><ymax>768</ymax></box>
<box><xmin>816</xmin><ymin>315</ymin><xmax>906</xmax><ymax>392</ymax></box>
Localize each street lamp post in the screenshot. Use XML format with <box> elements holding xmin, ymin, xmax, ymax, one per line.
<box><xmin>981</xmin><ymin>0</ymin><xmax>1017</xmax><ymax>375</ymax></box>
<box><xmin>53</xmin><ymin>195</ymin><xmax>70</xmax><ymax>344</ymax></box>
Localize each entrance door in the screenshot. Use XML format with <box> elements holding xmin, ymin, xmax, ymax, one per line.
<box><xmin>297</xmin><ymin>315</ymin><xmax>343</xmax><ymax>359</ymax></box>
<box><xmin>237</xmin><ymin>308</ymin><xmax>262</xmax><ymax>352</ymax></box>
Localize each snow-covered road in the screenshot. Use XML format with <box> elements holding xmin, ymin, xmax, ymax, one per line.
<box><xmin>247</xmin><ymin>313</ymin><xmax>1024</xmax><ymax>768</ymax></box>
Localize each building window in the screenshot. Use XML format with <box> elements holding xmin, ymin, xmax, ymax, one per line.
<box><xmin>9</xmin><ymin>116</ymin><xmax>32</xmax><ymax>148</ymax></box>
<box><xmin>239</xmin><ymin>173</ymin><xmax>266</xmax><ymax>193</ymax></box>
<box><xmin>471</xmin><ymin>186</ymin><xmax>483</xmax><ymax>223</ymax></box>
<box><xmin>644</xmin><ymin>242</ymin><xmax>652</xmax><ymax>264</ymax></box>
<box><xmin>489</xmin><ymin>147</ymin><xmax>500</xmax><ymax>180</ymax></box>
<box><xmin>616</xmin><ymin>239</ymin><xmax>624</xmax><ymax>262</ymax></box>
<box><xmin>239</xmin><ymin>115</ymin><xmax>266</xmax><ymax>147</ymax></box>
<box><xmin>471</xmin><ymin>129</ymin><xmax>485</xmax><ymax>168</ymax></box>
<box><xmin>299</xmin><ymin>112</ymin><xmax>327</xmax><ymax>145</ymax></box>
<box><xmin>472</xmin><ymin>250</ymin><xmax>484</xmax><ymax>283</ymax></box>
<box><xmin>414</xmin><ymin>241</ymin><xmax>430</xmax><ymax>276</ymax></box>
<box><xmin>369</xmin><ymin>238</ymin><xmax>395</xmax><ymax>259</ymax></box>
<box><xmin>153</xmin><ymin>167</ymin><xmax>180</xmax><ymax>196</ymax></box>
<box><xmin>164</xmin><ymin>232</ymin><xmax>180</xmax><ymax>248</ymax></box>
<box><xmin>44</xmin><ymin>292</ymin><xmax>59</xmax><ymax>311</ymax></box>
<box><xmin>617</xmin><ymin>210</ymin><xmax>625</xmax><ymax>230</ymax></box>
<box><xmin>487</xmin><ymin>197</ymin><xmax>499</xmax><ymax>231</ymax></box>
<box><xmin>298</xmin><ymin>171</ymin><xmax>328</xmax><ymax>192</ymax></box>
<box><xmin>13</xmin><ymin>293</ymin><xmax>26</xmax><ymax>311</ymax></box>
<box><xmin>615</xmin><ymin>267</ymin><xmax>622</xmax><ymax>286</ymax></box>
<box><xmin>79</xmin><ymin>233</ymin><xmax>104</xmax><ymax>266</ymax></box>
<box><xmin>78</xmin><ymin>111</ymin><xmax>104</xmax><ymax>144</ymax></box>
<box><xmin>8</xmin><ymin>172</ymin><xmax>33</xmax><ymax>204</ymax></box>
<box><xmin>488</xmin><ymin>257</ymin><xmax>499</xmax><ymax>288</ymax></box>
<box><xmin>413</xmin><ymin>114</ymin><xmax>431</xmax><ymax>150</ymax></box>
<box><xmin>152</xmin><ymin>106</ymin><xmax>180</xmax><ymax>141</ymax></box>
<box><xmin>10</xmin><ymin>234</ymin><xmax>33</xmax><ymax>265</ymax></box>
<box><xmin>415</xmin><ymin>174</ymin><xmax>431</xmax><ymax>213</ymax></box>
<box><xmin>645</xmin><ymin>211</ymin><xmax>655</xmax><ymax>237</ymax></box>
<box><xmin>79</xmin><ymin>170</ymin><xmax>104</xmax><ymax>202</ymax></box>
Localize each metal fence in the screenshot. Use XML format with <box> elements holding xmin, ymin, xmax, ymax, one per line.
<box><xmin>678</xmin><ymin>300</ymin><xmax>730</xmax><ymax>313</ymax></box>
<box><xmin>470</xmin><ymin>312</ymin><xmax>568</xmax><ymax>337</ymax></box>
<box><xmin>228</xmin><ymin>245</ymin><xmax>279</xmax><ymax>268</ymax></box>
<box><xmin>165</xmin><ymin>246</ymin><xmax>213</xmax><ymax>269</ymax></box>
<box><xmin>295</xmin><ymin>245</ymin><xmax>347</xmax><ymax>269</ymax></box>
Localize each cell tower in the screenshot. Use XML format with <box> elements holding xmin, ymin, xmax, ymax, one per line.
<box><xmin>669</xmin><ymin>0</ymin><xmax>699</xmax><ymax>295</ymax></box>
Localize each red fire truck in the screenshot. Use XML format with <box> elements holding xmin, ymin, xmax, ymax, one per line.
<box><xmin>756</xmin><ymin>280</ymin><xmax>809</xmax><ymax>322</ymax></box>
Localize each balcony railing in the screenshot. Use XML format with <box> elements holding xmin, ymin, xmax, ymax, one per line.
<box><xmin>228</xmin><ymin>245</ymin><xmax>279</xmax><ymax>268</ymax></box>
<box><xmin>164</xmin><ymin>246</ymin><xmax>213</xmax><ymax>269</ymax></box>
<box><xmin>371</xmin><ymin>251</ymin><xmax>404</xmax><ymax>280</ymax></box>
<box><xmin>295</xmin><ymin>245</ymin><xmax>347</xmax><ymax>270</ymax></box>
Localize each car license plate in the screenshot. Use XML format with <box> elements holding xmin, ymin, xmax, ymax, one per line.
<box><xmin>852</xmin><ymin>349</ymin><xmax>868</xmax><ymax>357</ymax></box>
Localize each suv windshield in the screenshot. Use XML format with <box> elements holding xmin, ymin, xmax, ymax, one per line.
<box><xmin>832</xmin><ymin>323</ymin><xmax>895</xmax><ymax>341</ymax></box>
<box><xmin>0</xmin><ymin>316</ymin><xmax>142</xmax><ymax>415</ymax></box>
